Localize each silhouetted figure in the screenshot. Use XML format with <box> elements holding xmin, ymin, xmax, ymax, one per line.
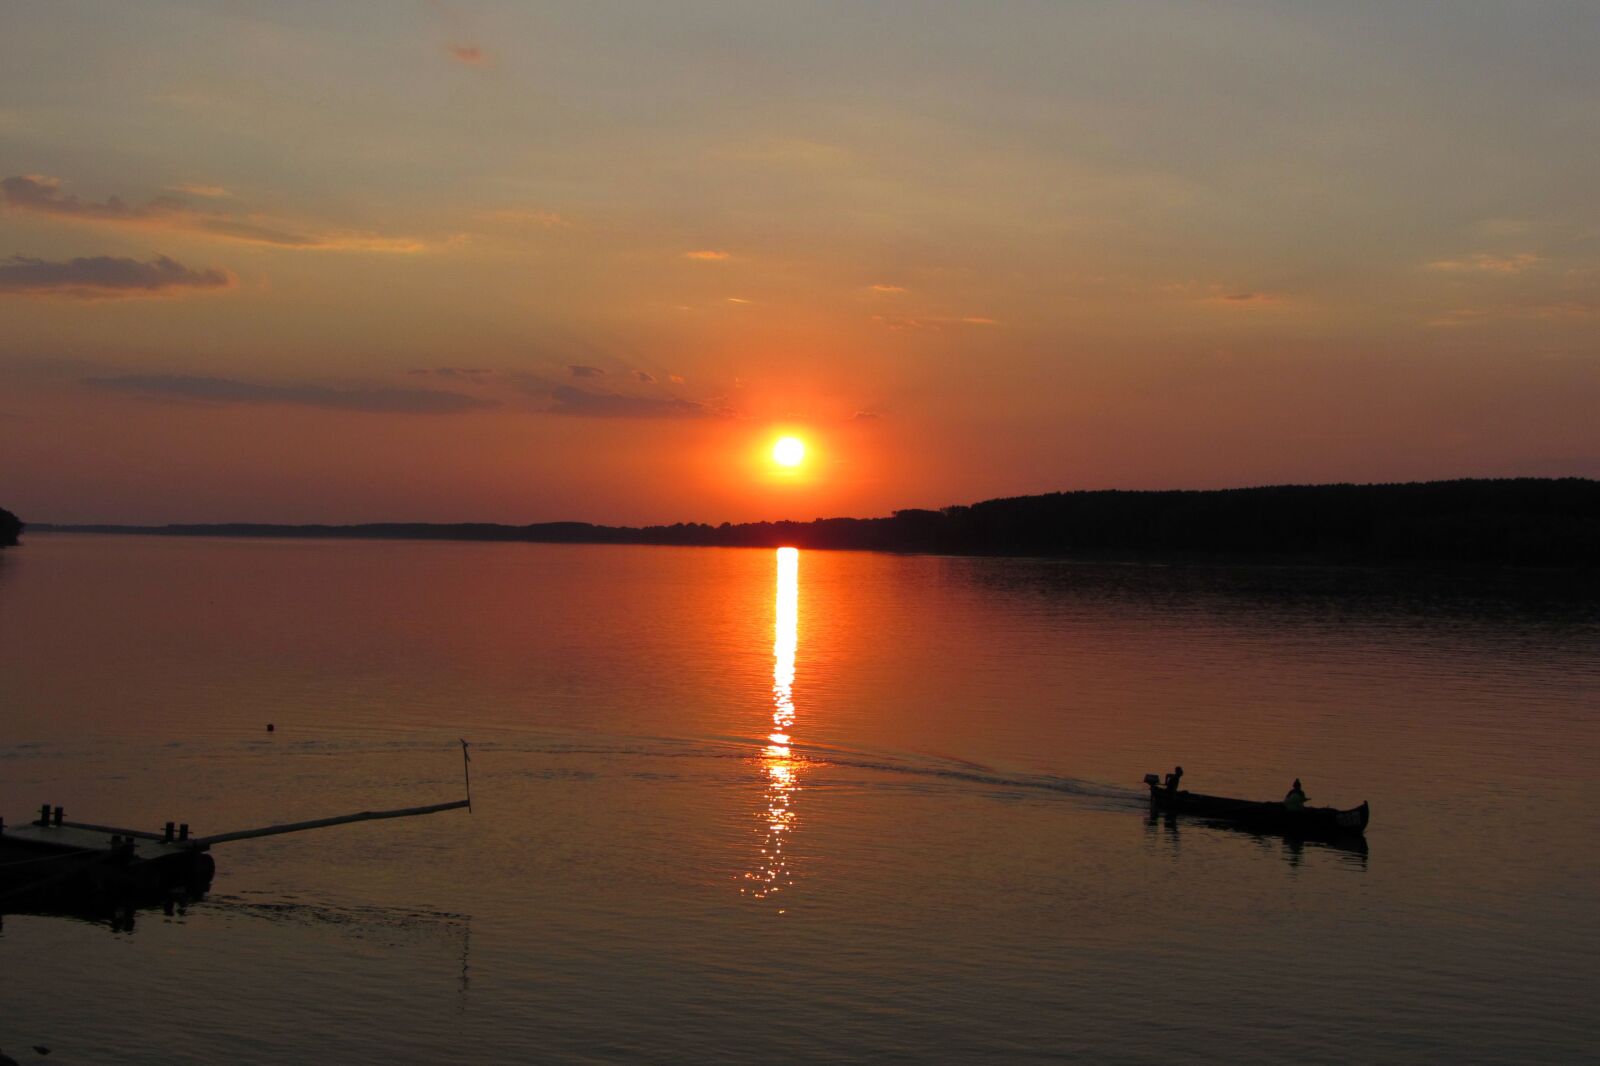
<box><xmin>1284</xmin><ymin>778</ymin><xmax>1307</xmax><ymax>812</ymax></box>
<box><xmin>1164</xmin><ymin>766</ymin><xmax>1184</xmax><ymax>794</ymax></box>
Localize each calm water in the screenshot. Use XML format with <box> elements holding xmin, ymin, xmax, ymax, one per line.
<box><xmin>1</xmin><ymin>534</ymin><xmax>1596</xmax><ymax>1063</ymax></box>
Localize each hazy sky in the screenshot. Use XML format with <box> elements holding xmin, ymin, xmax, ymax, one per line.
<box><xmin>3</xmin><ymin>1</ymin><xmax>1596</xmax><ymax>524</ymax></box>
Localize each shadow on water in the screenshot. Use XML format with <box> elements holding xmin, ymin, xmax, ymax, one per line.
<box><xmin>1145</xmin><ymin>809</ymin><xmax>1369</xmax><ymax>868</ymax></box>
<box><xmin>963</xmin><ymin>556</ymin><xmax>1600</xmax><ymax>631</ymax></box>
<box><xmin>0</xmin><ymin>889</ymin><xmax>210</xmax><ymax>934</ymax></box>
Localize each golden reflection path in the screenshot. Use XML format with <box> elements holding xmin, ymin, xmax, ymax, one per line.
<box><xmin>743</xmin><ymin>546</ymin><xmax>801</xmax><ymax>902</ymax></box>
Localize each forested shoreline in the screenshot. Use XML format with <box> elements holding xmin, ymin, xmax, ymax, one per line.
<box><xmin>27</xmin><ymin>478</ymin><xmax>1600</xmax><ymax>567</ymax></box>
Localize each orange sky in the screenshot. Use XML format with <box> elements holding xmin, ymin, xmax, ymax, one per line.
<box><xmin>2</xmin><ymin>4</ymin><xmax>1596</xmax><ymax>524</ymax></box>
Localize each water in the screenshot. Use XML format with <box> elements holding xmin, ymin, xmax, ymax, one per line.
<box><xmin>1</xmin><ymin>535</ymin><xmax>1596</xmax><ymax>1063</ymax></box>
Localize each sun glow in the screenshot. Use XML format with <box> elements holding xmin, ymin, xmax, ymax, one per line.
<box><xmin>772</xmin><ymin>436</ymin><xmax>806</xmax><ymax>467</ymax></box>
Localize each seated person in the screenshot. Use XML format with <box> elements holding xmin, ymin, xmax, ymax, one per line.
<box><xmin>1284</xmin><ymin>778</ymin><xmax>1307</xmax><ymax>811</ymax></box>
<box><xmin>1163</xmin><ymin>766</ymin><xmax>1184</xmax><ymax>793</ymax></box>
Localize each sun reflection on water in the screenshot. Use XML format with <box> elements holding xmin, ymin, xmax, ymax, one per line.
<box><xmin>744</xmin><ymin>546</ymin><xmax>801</xmax><ymax>902</ymax></box>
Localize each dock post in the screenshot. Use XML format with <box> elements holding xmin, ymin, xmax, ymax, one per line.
<box><xmin>178</xmin><ymin>823</ymin><xmax>189</xmax><ymax>841</ymax></box>
<box><xmin>39</xmin><ymin>804</ymin><xmax>50</xmax><ymax>826</ymax></box>
<box><xmin>165</xmin><ymin>822</ymin><xmax>175</xmax><ymax>842</ymax></box>
<box><xmin>52</xmin><ymin>806</ymin><xmax>63</xmax><ymax>826</ymax></box>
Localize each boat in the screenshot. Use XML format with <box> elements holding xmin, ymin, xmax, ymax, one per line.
<box><xmin>1143</xmin><ymin>774</ymin><xmax>1369</xmax><ymax>839</ymax></box>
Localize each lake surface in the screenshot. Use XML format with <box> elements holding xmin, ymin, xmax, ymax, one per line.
<box><xmin>2</xmin><ymin>534</ymin><xmax>1596</xmax><ymax>1063</ymax></box>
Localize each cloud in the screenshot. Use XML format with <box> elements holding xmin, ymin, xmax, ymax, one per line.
<box><xmin>1427</xmin><ymin>252</ymin><xmax>1540</xmax><ymax>274</ymax></box>
<box><xmin>534</xmin><ymin>377</ymin><xmax>739</xmax><ymax>419</ymax></box>
<box><xmin>1532</xmin><ymin>302</ymin><xmax>1595</xmax><ymax>319</ymax></box>
<box><xmin>684</xmin><ymin>249</ymin><xmax>730</xmax><ymax>261</ymax></box>
<box><xmin>2</xmin><ymin>174</ymin><xmax>145</xmax><ymax>220</ymax></box>
<box><xmin>852</xmin><ymin>410</ymin><xmax>881</xmax><ymax>420</ymax></box>
<box><xmin>3</xmin><ymin>174</ymin><xmax>426</xmax><ymax>252</ymax></box>
<box><xmin>448</xmin><ymin>44</ymin><xmax>488</xmax><ymax>65</ymax></box>
<box><xmin>476</xmin><ymin>208</ymin><xmax>568</xmax><ymax>229</ymax></box>
<box><xmin>568</xmin><ymin>365</ymin><xmax>606</xmax><ymax>378</ymax></box>
<box><xmin>871</xmin><ymin>313</ymin><xmax>995</xmax><ymax>329</ymax></box>
<box><xmin>633</xmin><ymin>370</ymin><xmax>656</xmax><ymax>383</ymax></box>
<box><xmin>726</xmin><ymin>296</ymin><xmax>750</xmax><ymax>304</ymax></box>
<box><xmin>409</xmin><ymin>366</ymin><xmax>493</xmax><ymax>378</ymax></box>
<box><xmin>543</xmin><ymin>384</ymin><xmax>734</xmax><ymax>419</ymax></box>
<box><xmin>170</xmin><ymin>183</ymin><xmax>229</xmax><ymax>199</ymax></box>
<box><xmin>1204</xmin><ymin>292</ymin><xmax>1284</xmax><ymax>307</ymax></box>
<box><xmin>668</xmin><ymin>374</ymin><xmax>686</xmax><ymax>384</ymax></box>
<box><xmin>0</xmin><ymin>254</ymin><xmax>234</xmax><ymax>297</ymax></box>
<box><xmin>1425</xmin><ymin>309</ymin><xmax>1491</xmax><ymax>328</ymax></box>
<box><xmin>86</xmin><ymin>373</ymin><xmax>494</xmax><ymax>414</ymax></box>
<box><xmin>869</xmin><ymin>283</ymin><xmax>907</xmax><ymax>293</ymax></box>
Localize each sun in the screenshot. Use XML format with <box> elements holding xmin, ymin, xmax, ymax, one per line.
<box><xmin>772</xmin><ymin>436</ymin><xmax>806</xmax><ymax>467</ymax></box>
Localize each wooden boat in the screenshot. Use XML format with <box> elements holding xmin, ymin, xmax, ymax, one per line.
<box><xmin>1143</xmin><ymin>774</ymin><xmax>1369</xmax><ymax>839</ymax></box>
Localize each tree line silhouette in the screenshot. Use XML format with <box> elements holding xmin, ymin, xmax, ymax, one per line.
<box><xmin>0</xmin><ymin>506</ymin><xmax>21</xmax><ymax>547</ymax></box>
<box><xmin>26</xmin><ymin>478</ymin><xmax>1600</xmax><ymax>567</ymax></box>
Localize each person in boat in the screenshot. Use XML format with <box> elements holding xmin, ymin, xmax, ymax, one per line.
<box><xmin>1163</xmin><ymin>766</ymin><xmax>1184</xmax><ymax>794</ymax></box>
<box><xmin>1284</xmin><ymin>778</ymin><xmax>1307</xmax><ymax>812</ymax></box>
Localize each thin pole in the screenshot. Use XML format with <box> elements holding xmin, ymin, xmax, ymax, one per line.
<box><xmin>461</xmin><ymin>739</ymin><xmax>473</xmax><ymax>813</ymax></box>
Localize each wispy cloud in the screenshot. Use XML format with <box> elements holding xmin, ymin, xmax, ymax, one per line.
<box><xmin>169</xmin><ymin>182</ymin><xmax>229</xmax><ymax>199</ymax></box>
<box><xmin>869</xmin><ymin>283</ymin><xmax>907</xmax><ymax>294</ymax></box>
<box><xmin>871</xmin><ymin>313</ymin><xmax>996</xmax><ymax>330</ymax></box>
<box><xmin>2</xmin><ymin>174</ymin><xmax>427</xmax><ymax>253</ymax></box>
<box><xmin>545</xmin><ymin>384</ymin><xmax>734</xmax><ymax>419</ymax></box>
<box><xmin>408</xmin><ymin>367</ymin><xmax>494</xmax><ymax>378</ymax></box>
<box><xmin>0</xmin><ymin>254</ymin><xmax>234</xmax><ymax>297</ymax></box>
<box><xmin>1427</xmin><ymin>252</ymin><xmax>1540</xmax><ymax>274</ymax></box>
<box><xmin>476</xmin><ymin>208</ymin><xmax>568</xmax><ymax>229</ymax></box>
<box><xmin>1425</xmin><ymin>301</ymin><xmax>1593</xmax><ymax>327</ymax></box>
<box><xmin>1202</xmin><ymin>291</ymin><xmax>1285</xmax><ymax>308</ymax></box>
<box><xmin>448</xmin><ymin>43</ymin><xmax>488</xmax><ymax>66</ymax></box>
<box><xmin>1425</xmin><ymin>308</ymin><xmax>1492</xmax><ymax>328</ymax></box>
<box><xmin>86</xmin><ymin>374</ymin><xmax>494</xmax><ymax>414</ymax></box>
<box><xmin>684</xmin><ymin>249</ymin><xmax>731</xmax><ymax>261</ymax></box>
<box><xmin>633</xmin><ymin>370</ymin><xmax>656</xmax><ymax>383</ymax></box>
<box><xmin>568</xmin><ymin>365</ymin><xmax>606</xmax><ymax>378</ymax></box>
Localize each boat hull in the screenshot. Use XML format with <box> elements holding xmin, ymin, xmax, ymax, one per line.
<box><xmin>1147</xmin><ymin>785</ymin><xmax>1369</xmax><ymax>839</ymax></box>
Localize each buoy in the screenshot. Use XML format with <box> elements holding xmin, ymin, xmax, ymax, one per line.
<box><xmin>266</xmin><ymin>723</ymin><xmax>275</xmax><ymax>732</ymax></box>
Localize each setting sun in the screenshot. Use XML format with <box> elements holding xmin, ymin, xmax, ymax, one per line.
<box><xmin>772</xmin><ymin>436</ymin><xmax>806</xmax><ymax>468</ymax></box>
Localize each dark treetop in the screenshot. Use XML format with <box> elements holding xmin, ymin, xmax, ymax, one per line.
<box><xmin>29</xmin><ymin>478</ymin><xmax>1600</xmax><ymax>567</ymax></box>
<box><xmin>0</xmin><ymin>506</ymin><xmax>21</xmax><ymax>547</ymax></box>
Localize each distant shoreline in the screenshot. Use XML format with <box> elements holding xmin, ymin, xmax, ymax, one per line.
<box><xmin>24</xmin><ymin>478</ymin><xmax>1600</xmax><ymax>568</ymax></box>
